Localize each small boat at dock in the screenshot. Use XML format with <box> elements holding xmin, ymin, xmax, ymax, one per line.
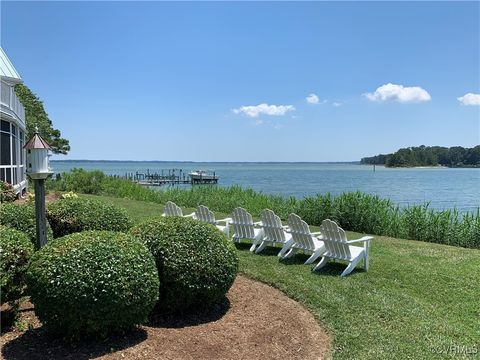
<box><xmin>188</xmin><ymin>170</ymin><xmax>219</xmax><ymax>183</ymax></box>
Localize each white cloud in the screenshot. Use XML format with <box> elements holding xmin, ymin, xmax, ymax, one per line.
<box><xmin>457</xmin><ymin>93</ymin><xmax>480</xmax><ymax>106</ymax></box>
<box><xmin>306</xmin><ymin>93</ymin><xmax>319</xmax><ymax>104</ymax></box>
<box><xmin>332</xmin><ymin>102</ymin><xmax>342</xmax><ymax>107</ymax></box>
<box><xmin>364</xmin><ymin>83</ymin><xmax>431</xmax><ymax>103</ymax></box>
<box><xmin>233</xmin><ymin>103</ymin><xmax>295</xmax><ymax>118</ymax></box>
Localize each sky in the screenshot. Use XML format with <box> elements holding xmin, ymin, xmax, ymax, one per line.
<box><xmin>1</xmin><ymin>1</ymin><xmax>479</xmax><ymax>162</ymax></box>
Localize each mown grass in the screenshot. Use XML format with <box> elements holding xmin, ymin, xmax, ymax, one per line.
<box><xmin>82</xmin><ymin>194</ymin><xmax>480</xmax><ymax>360</ymax></box>
<box><xmin>49</xmin><ymin>169</ymin><xmax>480</xmax><ymax>248</ymax></box>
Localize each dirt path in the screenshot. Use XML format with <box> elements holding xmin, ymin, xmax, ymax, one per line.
<box><xmin>1</xmin><ymin>275</ymin><xmax>330</xmax><ymax>360</ymax></box>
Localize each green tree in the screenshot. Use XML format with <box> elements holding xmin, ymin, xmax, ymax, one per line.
<box><xmin>15</xmin><ymin>84</ymin><xmax>70</xmax><ymax>154</ymax></box>
<box><xmin>448</xmin><ymin>146</ymin><xmax>467</xmax><ymax>167</ymax></box>
<box><xmin>367</xmin><ymin>145</ymin><xmax>479</xmax><ymax>168</ymax></box>
<box><xmin>465</xmin><ymin>145</ymin><xmax>480</xmax><ymax>166</ymax></box>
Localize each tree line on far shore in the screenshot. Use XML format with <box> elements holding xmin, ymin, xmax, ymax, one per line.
<box><xmin>361</xmin><ymin>145</ymin><xmax>480</xmax><ymax>168</ymax></box>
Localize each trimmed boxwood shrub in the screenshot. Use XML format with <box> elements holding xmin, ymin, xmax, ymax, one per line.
<box><xmin>0</xmin><ymin>226</ymin><xmax>35</xmax><ymax>304</ymax></box>
<box><xmin>130</xmin><ymin>217</ymin><xmax>238</xmax><ymax>312</ymax></box>
<box><xmin>0</xmin><ymin>203</ymin><xmax>53</xmax><ymax>246</ymax></box>
<box><xmin>26</xmin><ymin>231</ymin><xmax>159</xmax><ymax>339</ymax></box>
<box><xmin>46</xmin><ymin>197</ymin><xmax>133</xmax><ymax>238</ymax></box>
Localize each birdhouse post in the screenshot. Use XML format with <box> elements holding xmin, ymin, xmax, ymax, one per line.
<box><xmin>24</xmin><ymin>128</ymin><xmax>53</xmax><ymax>249</ymax></box>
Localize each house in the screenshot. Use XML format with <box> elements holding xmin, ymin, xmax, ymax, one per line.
<box><xmin>0</xmin><ymin>47</ymin><xmax>27</xmax><ymax>197</ymax></box>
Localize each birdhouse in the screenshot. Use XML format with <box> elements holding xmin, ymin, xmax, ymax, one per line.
<box><xmin>24</xmin><ymin>129</ymin><xmax>53</xmax><ymax>180</ymax></box>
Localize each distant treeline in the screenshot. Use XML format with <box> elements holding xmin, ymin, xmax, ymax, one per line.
<box><xmin>361</xmin><ymin>145</ymin><xmax>480</xmax><ymax>168</ymax></box>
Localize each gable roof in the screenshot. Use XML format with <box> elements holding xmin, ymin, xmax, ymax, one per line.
<box><xmin>0</xmin><ymin>47</ymin><xmax>22</xmax><ymax>83</ymax></box>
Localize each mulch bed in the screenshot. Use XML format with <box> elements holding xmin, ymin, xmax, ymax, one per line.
<box><xmin>13</xmin><ymin>191</ymin><xmax>62</xmax><ymax>205</ymax></box>
<box><xmin>1</xmin><ymin>276</ymin><xmax>330</xmax><ymax>360</ymax></box>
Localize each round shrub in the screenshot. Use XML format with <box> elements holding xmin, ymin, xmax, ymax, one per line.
<box><xmin>0</xmin><ymin>203</ymin><xmax>53</xmax><ymax>246</ymax></box>
<box><xmin>130</xmin><ymin>217</ymin><xmax>238</xmax><ymax>312</ymax></box>
<box><xmin>0</xmin><ymin>181</ymin><xmax>16</xmax><ymax>203</ymax></box>
<box><xmin>26</xmin><ymin>231</ymin><xmax>159</xmax><ymax>339</ymax></box>
<box><xmin>46</xmin><ymin>197</ymin><xmax>133</xmax><ymax>238</ymax></box>
<box><xmin>0</xmin><ymin>226</ymin><xmax>35</xmax><ymax>304</ymax></box>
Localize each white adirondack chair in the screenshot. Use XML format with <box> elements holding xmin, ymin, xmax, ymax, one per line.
<box><xmin>255</xmin><ymin>209</ymin><xmax>293</xmax><ymax>256</ymax></box>
<box><xmin>313</xmin><ymin>219</ymin><xmax>373</xmax><ymax>277</ymax></box>
<box><xmin>195</xmin><ymin>205</ymin><xmax>231</xmax><ymax>236</ymax></box>
<box><xmin>281</xmin><ymin>213</ymin><xmax>325</xmax><ymax>264</ymax></box>
<box><xmin>230</xmin><ymin>207</ymin><xmax>264</xmax><ymax>252</ymax></box>
<box><xmin>162</xmin><ymin>201</ymin><xmax>195</xmax><ymax>218</ymax></box>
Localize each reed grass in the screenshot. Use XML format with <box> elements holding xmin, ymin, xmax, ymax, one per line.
<box><xmin>47</xmin><ymin>169</ymin><xmax>480</xmax><ymax>249</ymax></box>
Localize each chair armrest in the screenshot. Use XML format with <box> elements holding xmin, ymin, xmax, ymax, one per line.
<box><xmin>184</xmin><ymin>212</ymin><xmax>196</xmax><ymax>218</ymax></box>
<box><xmin>254</xmin><ymin>221</ymin><xmax>263</xmax><ymax>226</ymax></box>
<box><xmin>347</xmin><ymin>236</ymin><xmax>373</xmax><ymax>244</ymax></box>
<box><xmin>216</xmin><ymin>217</ymin><xmax>232</xmax><ymax>224</ymax></box>
<box><xmin>311</xmin><ymin>231</ymin><xmax>322</xmax><ymax>236</ymax></box>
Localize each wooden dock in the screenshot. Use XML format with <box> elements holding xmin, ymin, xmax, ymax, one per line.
<box><xmin>121</xmin><ymin>169</ymin><xmax>219</xmax><ymax>186</ymax></box>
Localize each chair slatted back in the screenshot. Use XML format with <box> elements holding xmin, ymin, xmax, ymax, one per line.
<box><xmin>320</xmin><ymin>219</ymin><xmax>351</xmax><ymax>259</ymax></box>
<box><xmin>261</xmin><ymin>209</ymin><xmax>286</xmax><ymax>243</ymax></box>
<box><xmin>231</xmin><ymin>207</ymin><xmax>255</xmax><ymax>239</ymax></box>
<box><xmin>164</xmin><ymin>201</ymin><xmax>183</xmax><ymax>217</ymax></box>
<box><xmin>288</xmin><ymin>213</ymin><xmax>315</xmax><ymax>251</ymax></box>
<box><xmin>196</xmin><ymin>205</ymin><xmax>216</xmax><ymax>224</ymax></box>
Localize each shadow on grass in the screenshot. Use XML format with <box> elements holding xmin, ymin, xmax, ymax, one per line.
<box><xmin>280</xmin><ymin>256</ymin><xmax>367</xmax><ymax>277</ymax></box>
<box><xmin>234</xmin><ymin>242</ymin><xmax>284</xmax><ymax>257</ymax></box>
<box><xmin>234</xmin><ymin>242</ymin><xmax>254</xmax><ymax>252</ymax></box>
<box><xmin>148</xmin><ymin>296</ymin><xmax>231</xmax><ymax>329</ymax></box>
<box><xmin>1</xmin><ymin>327</ymin><xmax>148</xmax><ymax>360</ymax></box>
<box><xmin>234</xmin><ymin>241</ymin><xmax>366</xmax><ymax>277</ymax></box>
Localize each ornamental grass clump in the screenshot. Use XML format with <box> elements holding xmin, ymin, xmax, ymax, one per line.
<box><xmin>0</xmin><ymin>203</ymin><xmax>53</xmax><ymax>246</ymax></box>
<box><xmin>130</xmin><ymin>217</ymin><xmax>239</xmax><ymax>312</ymax></box>
<box><xmin>0</xmin><ymin>226</ymin><xmax>35</xmax><ymax>304</ymax></box>
<box><xmin>26</xmin><ymin>231</ymin><xmax>159</xmax><ymax>339</ymax></box>
<box><xmin>46</xmin><ymin>197</ymin><xmax>133</xmax><ymax>238</ymax></box>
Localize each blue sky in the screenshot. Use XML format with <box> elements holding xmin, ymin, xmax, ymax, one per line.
<box><xmin>1</xmin><ymin>1</ymin><xmax>479</xmax><ymax>161</ymax></box>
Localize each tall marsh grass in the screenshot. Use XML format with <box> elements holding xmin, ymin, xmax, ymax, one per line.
<box><xmin>47</xmin><ymin>169</ymin><xmax>480</xmax><ymax>249</ymax></box>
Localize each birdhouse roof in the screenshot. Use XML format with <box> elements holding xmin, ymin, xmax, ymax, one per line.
<box><xmin>0</xmin><ymin>47</ymin><xmax>22</xmax><ymax>83</ymax></box>
<box><xmin>24</xmin><ymin>133</ymin><xmax>52</xmax><ymax>150</ymax></box>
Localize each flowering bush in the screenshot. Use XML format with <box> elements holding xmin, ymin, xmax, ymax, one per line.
<box><xmin>61</xmin><ymin>191</ymin><xmax>78</xmax><ymax>199</ymax></box>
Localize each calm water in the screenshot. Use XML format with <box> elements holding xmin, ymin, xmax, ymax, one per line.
<box><xmin>51</xmin><ymin>161</ymin><xmax>480</xmax><ymax>213</ymax></box>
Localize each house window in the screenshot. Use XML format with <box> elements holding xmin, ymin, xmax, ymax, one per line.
<box><xmin>0</xmin><ymin>119</ymin><xmax>26</xmax><ymax>186</ymax></box>
<box><xmin>0</xmin><ymin>131</ymin><xmax>10</xmax><ymax>165</ymax></box>
<box><xmin>0</xmin><ymin>120</ymin><xmax>10</xmax><ymax>132</ymax></box>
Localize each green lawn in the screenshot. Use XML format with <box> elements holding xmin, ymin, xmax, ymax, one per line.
<box><xmin>82</xmin><ymin>194</ymin><xmax>480</xmax><ymax>359</ymax></box>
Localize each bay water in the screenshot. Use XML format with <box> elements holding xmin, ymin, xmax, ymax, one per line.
<box><xmin>51</xmin><ymin>161</ymin><xmax>480</xmax><ymax>213</ymax></box>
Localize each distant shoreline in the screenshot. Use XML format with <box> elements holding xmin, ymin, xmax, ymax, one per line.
<box><xmin>51</xmin><ymin>160</ymin><xmax>362</xmax><ymax>164</ymax></box>
<box><xmin>362</xmin><ymin>164</ymin><xmax>479</xmax><ymax>169</ymax></box>
<box><xmin>388</xmin><ymin>165</ymin><xmax>478</xmax><ymax>169</ymax></box>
